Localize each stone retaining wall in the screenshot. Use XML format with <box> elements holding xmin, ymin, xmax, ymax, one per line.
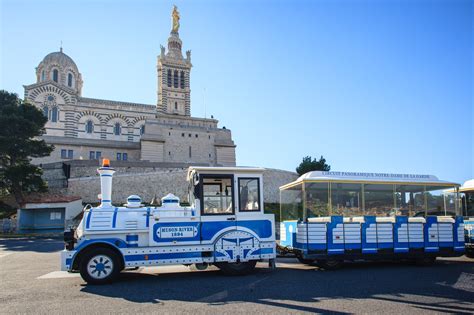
<box><xmin>66</xmin><ymin>168</ymin><xmax>298</xmax><ymax>204</ymax></box>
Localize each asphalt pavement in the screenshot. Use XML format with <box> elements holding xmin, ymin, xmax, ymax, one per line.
<box><xmin>0</xmin><ymin>238</ymin><xmax>473</xmax><ymax>314</ymax></box>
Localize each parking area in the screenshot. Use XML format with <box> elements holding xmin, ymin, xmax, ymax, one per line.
<box><xmin>0</xmin><ymin>238</ymin><xmax>473</xmax><ymax>314</ymax></box>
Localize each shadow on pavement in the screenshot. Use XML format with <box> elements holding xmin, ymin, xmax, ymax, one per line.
<box><xmin>0</xmin><ymin>237</ymin><xmax>63</xmax><ymax>253</ymax></box>
<box><xmin>80</xmin><ymin>258</ymin><xmax>474</xmax><ymax>314</ymax></box>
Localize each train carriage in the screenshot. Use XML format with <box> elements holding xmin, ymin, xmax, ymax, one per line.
<box><xmin>279</xmin><ymin>171</ymin><xmax>465</xmax><ymax>269</ymax></box>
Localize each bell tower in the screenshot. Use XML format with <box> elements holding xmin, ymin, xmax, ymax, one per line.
<box><xmin>157</xmin><ymin>6</ymin><xmax>192</xmax><ymax>116</ymax></box>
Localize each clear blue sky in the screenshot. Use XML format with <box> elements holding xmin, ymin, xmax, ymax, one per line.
<box><xmin>1</xmin><ymin>0</ymin><xmax>472</xmax><ymax>184</ymax></box>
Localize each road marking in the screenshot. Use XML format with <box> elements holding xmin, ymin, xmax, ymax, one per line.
<box><xmin>37</xmin><ymin>271</ymin><xmax>80</xmax><ymax>279</ymax></box>
<box><xmin>452</xmin><ymin>272</ymin><xmax>474</xmax><ymax>293</ymax></box>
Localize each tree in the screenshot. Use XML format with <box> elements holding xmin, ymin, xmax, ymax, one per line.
<box><xmin>0</xmin><ymin>90</ymin><xmax>54</xmax><ymax>207</ymax></box>
<box><xmin>296</xmin><ymin>155</ymin><xmax>331</xmax><ymax>176</ymax></box>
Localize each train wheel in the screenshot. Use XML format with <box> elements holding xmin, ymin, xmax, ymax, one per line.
<box><xmin>297</xmin><ymin>256</ymin><xmax>315</xmax><ymax>265</ymax></box>
<box><xmin>79</xmin><ymin>247</ymin><xmax>121</xmax><ymax>284</ymax></box>
<box><xmin>318</xmin><ymin>259</ymin><xmax>344</xmax><ymax>270</ymax></box>
<box><xmin>215</xmin><ymin>260</ymin><xmax>257</xmax><ymax>275</ymax></box>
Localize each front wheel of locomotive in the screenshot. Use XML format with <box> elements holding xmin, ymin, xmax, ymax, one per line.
<box><xmin>79</xmin><ymin>248</ymin><xmax>121</xmax><ymax>284</ymax></box>
<box><xmin>214</xmin><ymin>260</ymin><xmax>257</xmax><ymax>275</ymax></box>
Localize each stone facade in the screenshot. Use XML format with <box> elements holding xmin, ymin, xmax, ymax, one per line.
<box><xmin>66</xmin><ymin>167</ymin><xmax>298</xmax><ymax>205</ymax></box>
<box><xmin>24</xmin><ymin>8</ymin><xmax>236</xmax><ymax>166</ymax></box>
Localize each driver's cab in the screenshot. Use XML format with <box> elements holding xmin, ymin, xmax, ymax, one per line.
<box><xmin>187</xmin><ymin>166</ymin><xmax>265</xmax><ymax>218</ymax></box>
<box><xmin>186</xmin><ymin>166</ymin><xmax>274</xmax><ymax>253</ymax></box>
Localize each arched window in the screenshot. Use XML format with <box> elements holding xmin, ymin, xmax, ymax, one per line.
<box><xmin>175</xmin><ymin>102</ymin><xmax>178</xmax><ymax>110</ymax></box>
<box><xmin>167</xmin><ymin>69</ymin><xmax>172</xmax><ymax>87</ymax></box>
<box><xmin>113</xmin><ymin>122</ymin><xmax>121</xmax><ymax>136</ymax></box>
<box><xmin>41</xmin><ymin>70</ymin><xmax>45</xmax><ymax>81</ymax></box>
<box><xmin>67</xmin><ymin>73</ymin><xmax>73</xmax><ymax>87</ymax></box>
<box><xmin>140</xmin><ymin>125</ymin><xmax>145</xmax><ymax>135</ymax></box>
<box><xmin>85</xmin><ymin>120</ymin><xmax>94</xmax><ymax>134</ymax></box>
<box><xmin>52</xmin><ymin>69</ymin><xmax>59</xmax><ymax>83</ymax></box>
<box><xmin>173</xmin><ymin>70</ymin><xmax>178</xmax><ymax>88</ymax></box>
<box><xmin>51</xmin><ymin>107</ymin><xmax>58</xmax><ymax>122</ymax></box>
<box><xmin>42</xmin><ymin>106</ymin><xmax>49</xmax><ymax>119</ymax></box>
<box><xmin>180</xmin><ymin>71</ymin><xmax>185</xmax><ymax>89</ymax></box>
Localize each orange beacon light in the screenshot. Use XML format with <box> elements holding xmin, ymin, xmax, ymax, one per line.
<box><xmin>102</xmin><ymin>158</ymin><xmax>110</xmax><ymax>167</ymax></box>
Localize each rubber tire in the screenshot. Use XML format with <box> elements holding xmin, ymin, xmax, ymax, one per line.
<box><xmin>79</xmin><ymin>247</ymin><xmax>121</xmax><ymax>285</ymax></box>
<box><xmin>297</xmin><ymin>256</ymin><xmax>315</xmax><ymax>265</ymax></box>
<box><xmin>317</xmin><ymin>259</ymin><xmax>344</xmax><ymax>270</ymax></box>
<box><xmin>215</xmin><ymin>260</ymin><xmax>257</xmax><ymax>276</ymax></box>
<box><xmin>415</xmin><ymin>256</ymin><xmax>436</xmax><ymax>266</ymax></box>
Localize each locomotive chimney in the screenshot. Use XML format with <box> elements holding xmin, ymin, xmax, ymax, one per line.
<box><xmin>97</xmin><ymin>158</ymin><xmax>115</xmax><ymax>207</ymax></box>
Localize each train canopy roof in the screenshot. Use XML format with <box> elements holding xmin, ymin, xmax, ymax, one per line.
<box><xmin>459</xmin><ymin>179</ymin><xmax>474</xmax><ymax>192</ymax></box>
<box><xmin>280</xmin><ymin>171</ymin><xmax>460</xmax><ymax>191</ymax></box>
<box><xmin>187</xmin><ymin>166</ymin><xmax>265</xmax><ymax>181</ymax></box>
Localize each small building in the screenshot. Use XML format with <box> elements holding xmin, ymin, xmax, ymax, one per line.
<box><xmin>17</xmin><ymin>194</ymin><xmax>82</xmax><ymax>233</ymax></box>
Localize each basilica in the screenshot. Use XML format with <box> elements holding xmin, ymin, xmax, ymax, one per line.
<box><xmin>24</xmin><ymin>7</ymin><xmax>236</xmax><ymax>166</ymax></box>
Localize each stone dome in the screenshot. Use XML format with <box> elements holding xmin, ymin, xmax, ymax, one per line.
<box><xmin>36</xmin><ymin>48</ymin><xmax>83</xmax><ymax>95</ymax></box>
<box><xmin>41</xmin><ymin>50</ymin><xmax>79</xmax><ymax>73</ymax></box>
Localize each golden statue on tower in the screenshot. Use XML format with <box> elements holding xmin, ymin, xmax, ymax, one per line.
<box><xmin>172</xmin><ymin>5</ymin><xmax>180</xmax><ymax>33</ymax></box>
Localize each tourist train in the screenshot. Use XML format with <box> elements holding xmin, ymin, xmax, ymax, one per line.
<box><xmin>62</xmin><ymin>161</ymin><xmax>467</xmax><ymax>284</ymax></box>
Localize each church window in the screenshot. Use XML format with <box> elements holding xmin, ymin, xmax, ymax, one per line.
<box><xmin>51</xmin><ymin>106</ymin><xmax>58</xmax><ymax>122</ymax></box>
<box><xmin>175</xmin><ymin>102</ymin><xmax>178</xmax><ymax>110</ymax></box>
<box><xmin>42</xmin><ymin>106</ymin><xmax>49</xmax><ymax>119</ymax></box>
<box><xmin>67</xmin><ymin>73</ymin><xmax>73</xmax><ymax>87</ymax></box>
<box><xmin>86</xmin><ymin>120</ymin><xmax>94</xmax><ymax>133</ymax></box>
<box><xmin>180</xmin><ymin>71</ymin><xmax>185</xmax><ymax>89</ymax></box>
<box><xmin>188</xmin><ymin>133</ymin><xmax>191</xmax><ymax>137</ymax></box>
<box><xmin>140</xmin><ymin>125</ymin><xmax>145</xmax><ymax>135</ymax></box>
<box><xmin>89</xmin><ymin>151</ymin><xmax>95</xmax><ymax>160</ymax></box>
<box><xmin>41</xmin><ymin>70</ymin><xmax>45</xmax><ymax>81</ymax></box>
<box><xmin>117</xmin><ymin>153</ymin><xmax>122</xmax><ymax>160</ymax></box>
<box><xmin>113</xmin><ymin>123</ymin><xmax>121</xmax><ymax>136</ymax></box>
<box><xmin>208</xmin><ymin>135</ymin><xmax>211</xmax><ymax>140</ymax></box>
<box><xmin>182</xmin><ymin>133</ymin><xmax>184</xmax><ymax>137</ymax></box>
<box><xmin>167</xmin><ymin>69</ymin><xmax>172</xmax><ymax>87</ymax></box>
<box><xmin>96</xmin><ymin>151</ymin><xmax>102</xmax><ymax>159</ymax></box>
<box><xmin>52</xmin><ymin>69</ymin><xmax>59</xmax><ymax>83</ymax></box>
<box><xmin>195</xmin><ymin>134</ymin><xmax>198</xmax><ymax>138</ymax></box>
<box><xmin>122</xmin><ymin>153</ymin><xmax>128</xmax><ymax>161</ymax></box>
<box><xmin>174</xmin><ymin>70</ymin><xmax>179</xmax><ymax>88</ymax></box>
<box><xmin>62</xmin><ymin>149</ymin><xmax>73</xmax><ymax>159</ymax></box>
<box><xmin>189</xmin><ymin>146</ymin><xmax>192</xmax><ymax>158</ymax></box>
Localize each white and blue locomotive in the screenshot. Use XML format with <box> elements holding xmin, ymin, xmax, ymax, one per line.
<box><xmin>61</xmin><ymin>160</ymin><xmax>276</xmax><ymax>284</ymax></box>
